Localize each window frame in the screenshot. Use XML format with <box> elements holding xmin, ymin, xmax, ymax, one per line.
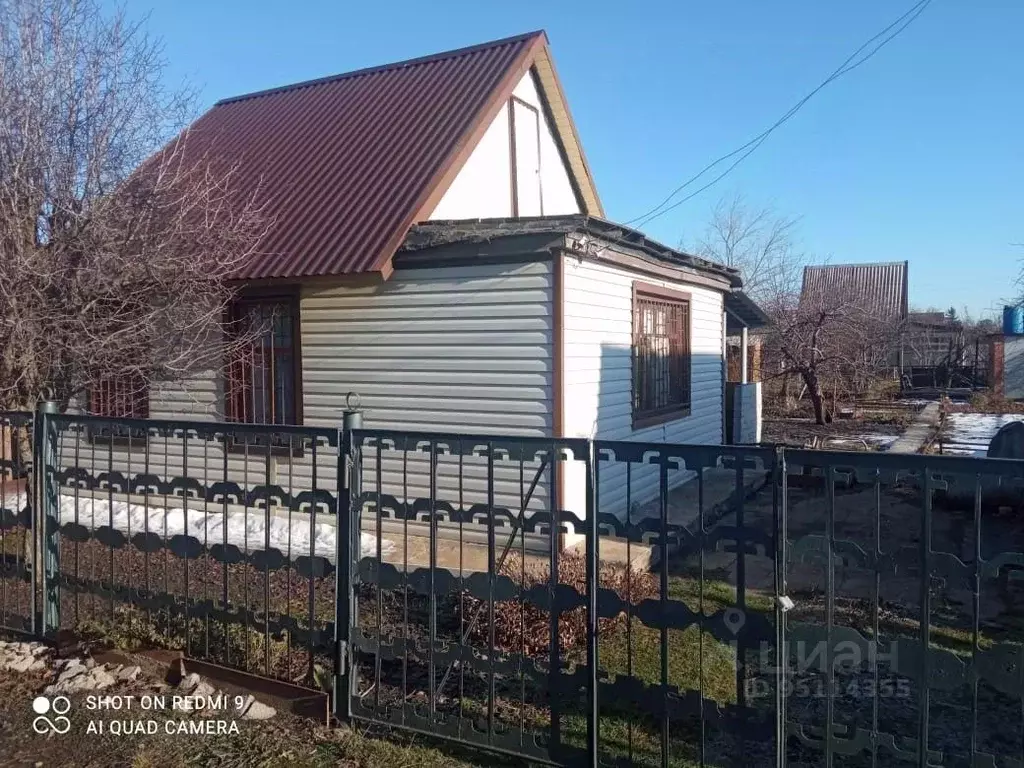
<box><xmin>508</xmin><ymin>95</ymin><xmax>543</xmax><ymax>217</ymax></box>
<box><xmin>630</xmin><ymin>281</ymin><xmax>693</xmax><ymax>430</ymax></box>
<box><xmin>87</xmin><ymin>372</ymin><xmax>151</xmax><ymax>444</ymax></box>
<box><xmin>224</xmin><ymin>288</ymin><xmax>303</xmax><ymax>455</ymax></box>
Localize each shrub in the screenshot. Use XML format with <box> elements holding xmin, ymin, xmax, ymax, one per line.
<box><xmin>462</xmin><ymin>551</ymin><xmax>656</xmax><ymax>658</ymax></box>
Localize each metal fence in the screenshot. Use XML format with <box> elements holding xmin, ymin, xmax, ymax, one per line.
<box><xmin>5</xmin><ymin>405</ymin><xmax>1024</xmax><ymax>767</ymax></box>
<box><xmin>0</xmin><ymin>412</ymin><xmax>33</xmax><ymax>635</ymax></box>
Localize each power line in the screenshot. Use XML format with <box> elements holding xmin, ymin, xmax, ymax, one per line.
<box><xmin>625</xmin><ymin>0</ymin><xmax>933</xmax><ymax>231</ymax></box>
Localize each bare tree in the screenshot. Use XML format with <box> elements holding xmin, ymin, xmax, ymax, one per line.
<box><xmin>0</xmin><ymin>0</ymin><xmax>267</xmax><ymax>572</ymax></box>
<box><xmin>692</xmin><ymin>193</ymin><xmax>803</xmax><ymax>304</ymax></box>
<box><xmin>760</xmin><ymin>280</ymin><xmax>898</xmax><ymax>425</ymax></box>
<box><xmin>0</xmin><ymin>0</ymin><xmax>267</xmax><ymax>414</ymax></box>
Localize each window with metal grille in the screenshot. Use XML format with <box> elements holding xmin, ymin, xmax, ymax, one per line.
<box><xmin>226</xmin><ymin>295</ymin><xmax>300</xmax><ymax>427</ymax></box>
<box><xmin>632</xmin><ymin>284</ymin><xmax>691</xmax><ymax>429</ymax></box>
<box><xmin>90</xmin><ymin>373</ymin><xmax>149</xmax><ymax>419</ymax></box>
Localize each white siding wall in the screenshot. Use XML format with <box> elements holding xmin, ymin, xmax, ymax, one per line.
<box><xmin>561</xmin><ymin>256</ymin><xmax>725</xmax><ymax>522</ymax></box>
<box><xmin>428</xmin><ymin>105</ymin><xmax>513</xmax><ymax>221</ymax></box>
<box><xmin>427</xmin><ymin>70</ymin><xmax>580</xmax><ymax>221</ymax></box>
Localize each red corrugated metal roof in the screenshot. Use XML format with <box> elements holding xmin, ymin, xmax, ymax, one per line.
<box><xmin>800</xmin><ymin>261</ymin><xmax>909</xmax><ymax>319</ymax></box>
<box><xmin>183</xmin><ymin>32</ymin><xmax>548</xmax><ymax>280</ymax></box>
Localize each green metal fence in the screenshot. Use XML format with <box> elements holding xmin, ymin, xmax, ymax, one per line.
<box><xmin>2</xmin><ymin>404</ymin><xmax>1024</xmax><ymax>766</ymax></box>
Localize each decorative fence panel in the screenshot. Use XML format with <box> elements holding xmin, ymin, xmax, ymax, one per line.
<box><xmin>5</xmin><ymin>404</ymin><xmax>1024</xmax><ymax>767</ymax></box>
<box><xmin>43</xmin><ymin>413</ymin><xmax>341</xmax><ymax>685</ymax></box>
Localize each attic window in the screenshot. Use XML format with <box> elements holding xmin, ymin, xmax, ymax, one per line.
<box><xmin>632</xmin><ymin>282</ymin><xmax>692</xmax><ymax>429</ymax></box>
<box><xmin>509</xmin><ymin>97</ymin><xmax>542</xmax><ymax>217</ymax></box>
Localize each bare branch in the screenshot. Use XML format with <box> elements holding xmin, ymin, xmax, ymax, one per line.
<box><xmin>0</xmin><ymin>0</ymin><xmax>267</xmax><ymax>410</ymax></box>
<box><xmin>691</xmin><ymin>192</ymin><xmax>804</xmax><ymax>303</ymax></box>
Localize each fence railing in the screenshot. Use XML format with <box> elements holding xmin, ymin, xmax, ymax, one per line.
<box><xmin>4</xmin><ymin>405</ymin><xmax>1024</xmax><ymax>767</ymax></box>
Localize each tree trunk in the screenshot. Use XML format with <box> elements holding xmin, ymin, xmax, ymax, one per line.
<box><xmin>805</xmin><ymin>373</ymin><xmax>827</xmax><ymax>425</ymax></box>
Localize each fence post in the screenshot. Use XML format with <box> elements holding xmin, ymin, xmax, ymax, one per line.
<box><xmin>584</xmin><ymin>440</ymin><xmax>599</xmax><ymax>767</ymax></box>
<box><xmin>773</xmin><ymin>446</ymin><xmax>788</xmax><ymax>768</ymax></box>
<box><xmin>34</xmin><ymin>399</ymin><xmax>59</xmax><ymax>638</ymax></box>
<box><xmin>334</xmin><ymin>395</ymin><xmax>363</xmax><ymax>720</ymax></box>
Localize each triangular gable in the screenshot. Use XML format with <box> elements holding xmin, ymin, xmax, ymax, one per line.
<box><xmin>425</xmin><ymin>40</ymin><xmax>602</xmax><ymax>223</ymax></box>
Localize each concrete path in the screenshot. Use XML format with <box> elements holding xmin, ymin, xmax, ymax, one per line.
<box><xmin>887</xmin><ymin>401</ymin><xmax>940</xmax><ymax>454</ymax></box>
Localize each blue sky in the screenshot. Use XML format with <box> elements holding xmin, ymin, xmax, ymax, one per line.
<box><xmin>115</xmin><ymin>0</ymin><xmax>1022</xmax><ymax>319</ymax></box>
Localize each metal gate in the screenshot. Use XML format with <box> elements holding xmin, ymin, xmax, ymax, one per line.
<box><xmin>339</xmin><ymin>428</ymin><xmax>783</xmax><ymax>766</ymax></box>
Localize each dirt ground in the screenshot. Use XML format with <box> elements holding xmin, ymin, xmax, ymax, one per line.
<box><xmin>762</xmin><ymin>400</ymin><xmax>920</xmax><ymax>451</ymax></box>
<box><xmin>0</xmin><ymin>640</ymin><xmax>492</xmax><ymax>768</ymax></box>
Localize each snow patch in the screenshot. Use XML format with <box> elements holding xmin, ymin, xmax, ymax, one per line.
<box><xmin>1</xmin><ymin>490</ymin><xmax>394</xmax><ymax>561</ymax></box>
<box><xmin>828</xmin><ymin>434</ymin><xmax>900</xmax><ymax>449</ymax></box>
<box><xmin>943</xmin><ymin>413</ymin><xmax>1024</xmax><ymax>457</ymax></box>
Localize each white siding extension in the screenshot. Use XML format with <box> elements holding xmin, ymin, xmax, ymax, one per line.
<box><xmin>427</xmin><ymin>70</ymin><xmax>580</xmax><ymax>221</ymax></box>
<box><xmin>561</xmin><ymin>256</ymin><xmax>725</xmax><ymax>522</ymax></box>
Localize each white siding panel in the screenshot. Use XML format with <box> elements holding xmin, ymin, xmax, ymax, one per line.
<box><xmin>561</xmin><ymin>256</ymin><xmax>725</xmax><ymax>522</ymax></box>
<box><xmin>427</xmin><ymin>105</ymin><xmax>513</xmax><ymax>221</ymax></box>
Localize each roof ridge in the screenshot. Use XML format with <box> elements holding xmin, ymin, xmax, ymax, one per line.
<box><xmin>215</xmin><ymin>30</ymin><xmax>547</xmax><ymax>106</ymax></box>
<box><xmin>804</xmin><ymin>261</ymin><xmax>908</xmax><ymax>270</ymax></box>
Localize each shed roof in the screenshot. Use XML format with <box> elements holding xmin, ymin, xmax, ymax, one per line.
<box><xmin>405</xmin><ymin>215</ymin><xmax>742</xmax><ymax>286</ymax></box>
<box><xmin>174</xmin><ymin>31</ymin><xmax>601</xmax><ymax>281</ymax></box>
<box><xmin>800</xmin><ymin>261</ymin><xmax>909</xmax><ymax>319</ymax></box>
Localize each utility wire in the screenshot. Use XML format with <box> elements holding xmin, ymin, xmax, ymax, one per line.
<box><xmin>625</xmin><ymin>0</ymin><xmax>933</xmax><ymax>230</ymax></box>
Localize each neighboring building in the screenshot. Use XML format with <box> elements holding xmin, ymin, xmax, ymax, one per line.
<box><xmin>903</xmin><ymin>311</ymin><xmax>966</xmax><ymax>368</ymax></box>
<box><xmin>68</xmin><ymin>31</ymin><xmax>767</xmax><ymax>537</ymax></box>
<box><xmin>800</xmin><ymin>261</ymin><xmax>911</xmax><ymax>375</ymax></box>
<box><xmin>799</xmin><ymin>262</ymin><xmax>909</xmax><ymax>322</ymax></box>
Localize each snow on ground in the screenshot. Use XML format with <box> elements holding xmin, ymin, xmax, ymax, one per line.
<box><xmin>943</xmin><ymin>413</ymin><xmax>1024</xmax><ymax>457</ymax></box>
<box><xmin>1</xmin><ymin>490</ymin><xmax>394</xmax><ymax>561</ymax></box>
<box><xmin>827</xmin><ymin>434</ymin><xmax>900</xmax><ymax>450</ymax></box>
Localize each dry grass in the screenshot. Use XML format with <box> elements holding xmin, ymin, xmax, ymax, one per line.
<box><xmin>463</xmin><ymin>551</ymin><xmax>656</xmax><ymax>657</ymax></box>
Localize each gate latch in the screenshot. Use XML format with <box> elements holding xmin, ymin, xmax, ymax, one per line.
<box><xmin>776</xmin><ymin>595</ymin><xmax>795</xmax><ymax>613</ymax></box>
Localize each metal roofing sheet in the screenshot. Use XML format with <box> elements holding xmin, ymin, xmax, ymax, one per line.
<box><xmin>183</xmin><ymin>32</ymin><xmax>546</xmax><ymax>280</ymax></box>
<box><xmin>800</xmin><ymin>262</ymin><xmax>909</xmax><ymax>319</ymax></box>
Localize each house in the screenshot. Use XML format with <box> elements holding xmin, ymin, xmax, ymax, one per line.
<box><xmin>72</xmin><ymin>31</ymin><xmax>768</xmax><ymax>543</ymax></box>
<box><xmin>800</xmin><ymin>262</ymin><xmax>909</xmax><ymax>323</ymax></box>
